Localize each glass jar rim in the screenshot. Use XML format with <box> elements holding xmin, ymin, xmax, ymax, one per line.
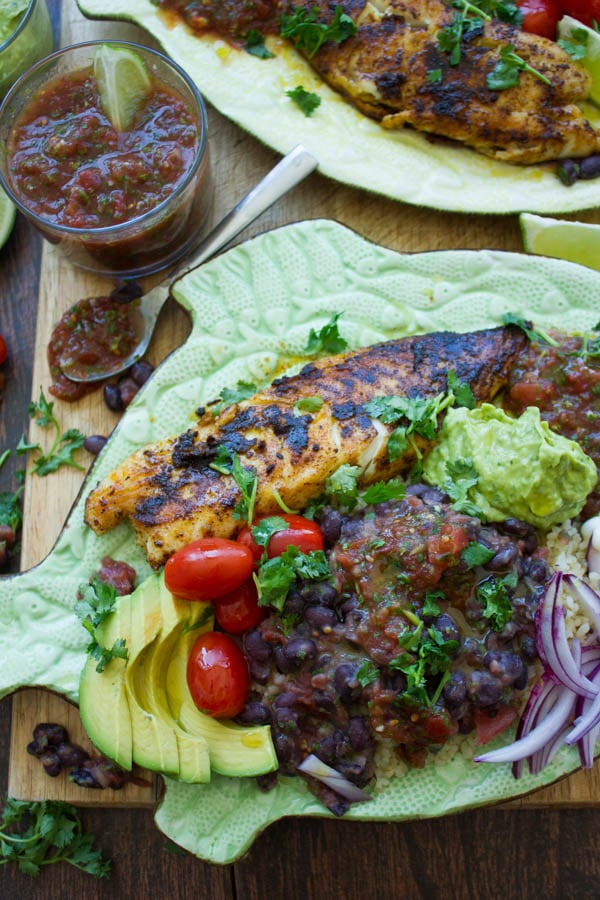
<box><xmin>0</xmin><ymin>0</ymin><xmax>40</xmax><ymax>56</ymax></box>
<box><xmin>0</xmin><ymin>38</ymin><xmax>209</xmax><ymax>239</ymax></box>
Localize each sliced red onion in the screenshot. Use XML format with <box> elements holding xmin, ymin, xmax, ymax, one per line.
<box><xmin>511</xmin><ymin>677</ymin><xmax>561</xmax><ymax>779</ymax></box>
<box><xmin>529</xmin><ymin>725</ymin><xmax>573</xmax><ymax>776</ymax></box>
<box><xmin>474</xmin><ymin>683</ymin><xmax>576</xmax><ymax>765</ymax></box>
<box><xmin>537</xmin><ymin>573</ymin><xmax>598</xmax><ymax>699</ymax></box>
<box><xmin>298</xmin><ymin>754</ymin><xmax>373</xmax><ymax>803</ymax></box>
<box><xmin>562</xmin><ymin>574</ymin><xmax>600</xmax><ymax>638</ymax></box>
<box><xmin>566</xmin><ymin>660</ymin><xmax>600</xmax><ymax>746</ymax></box>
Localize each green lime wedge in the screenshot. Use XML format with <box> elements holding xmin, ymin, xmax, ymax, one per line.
<box><xmin>520</xmin><ymin>212</ymin><xmax>600</xmax><ymax>271</ymax></box>
<box><xmin>94</xmin><ymin>44</ymin><xmax>152</xmax><ymax>132</ymax></box>
<box><xmin>0</xmin><ymin>187</ymin><xmax>16</xmax><ymax>251</ymax></box>
<box><xmin>557</xmin><ymin>15</ymin><xmax>600</xmax><ymax>106</ymax></box>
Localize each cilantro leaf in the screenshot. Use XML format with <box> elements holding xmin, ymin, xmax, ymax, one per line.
<box><xmin>286</xmin><ymin>85</ymin><xmax>321</xmax><ymax>116</ymax></box>
<box><xmin>389</xmin><ymin>623</ymin><xmax>459</xmax><ymax>707</ymax></box>
<box><xmin>324</xmin><ymin>463</ymin><xmax>360</xmax><ymax>510</ymax></box>
<box><xmin>422</xmin><ymin>590</ymin><xmax>445</xmax><ymax>617</ymax></box>
<box><xmin>0</xmin><ymin>799</ymin><xmax>110</xmax><ymax>878</ymax></box>
<box><xmin>245</xmin><ymin>29</ymin><xmax>275</xmax><ymax>58</ymax></box>
<box><xmin>440</xmin><ymin>457</ymin><xmax>484</xmax><ymax>517</ymax></box>
<box><xmin>365</xmin><ymin>392</ymin><xmax>454</xmax><ymax>461</ymax></box>
<box><xmin>211</xmin><ymin>381</ymin><xmax>257</xmax><ymax>416</ymax></box>
<box><xmin>294</xmin><ymin>395</ymin><xmax>324</xmax><ymax>414</ymax></box>
<box><xmin>256</xmin><ymin>546</ymin><xmax>331</xmax><ymax>612</ymax></box>
<box><xmin>461</xmin><ymin>541</ymin><xmax>495</xmax><ymax>568</ymax></box>
<box><xmin>251</xmin><ymin>516</ymin><xmax>289</xmax><ymax>549</ymax></box>
<box><xmin>501</xmin><ymin>313</ymin><xmax>559</xmax><ymax>346</ymax></box>
<box><xmin>477</xmin><ymin>574</ymin><xmax>514</xmax><ymax>631</ymax></box>
<box><xmin>21</xmin><ymin>390</ymin><xmax>85</xmax><ymax>477</ymax></box>
<box><xmin>361</xmin><ymin>478</ymin><xmax>406</xmax><ymax>505</ymax></box>
<box><xmin>75</xmin><ymin>578</ymin><xmax>128</xmax><ymax>673</ymax></box>
<box><xmin>486</xmin><ymin>44</ymin><xmax>551</xmax><ymax>91</ymax></box>
<box><xmin>447</xmin><ymin>371</ymin><xmax>476</xmax><ymax>409</ymax></box>
<box><xmin>557</xmin><ymin>27</ymin><xmax>588</xmax><ymax>61</ymax></box>
<box><xmin>356</xmin><ymin>659</ymin><xmax>379</xmax><ymax>687</ymax></box>
<box><xmin>281</xmin><ymin>4</ymin><xmax>357</xmax><ymax>57</ymax></box>
<box><xmin>207</xmin><ymin>448</ymin><xmax>258</xmax><ymax>523</ymax></box>
<box><xmin>305</xmin><ymin>312</ymin><xmax>348</xmax><ymax>356</ymax></box>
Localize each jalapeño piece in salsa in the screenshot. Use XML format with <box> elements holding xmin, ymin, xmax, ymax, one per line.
<box><xmin>0</xmin><ymin>42</ymin><xmax>212</xmax><ymax>276</ymax></box>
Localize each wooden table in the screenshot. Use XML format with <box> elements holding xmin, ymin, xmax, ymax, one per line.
<box><xmin>2</xmin><ymin>1</ymin><xmax>600</xmax><ymax>896</ymax></box>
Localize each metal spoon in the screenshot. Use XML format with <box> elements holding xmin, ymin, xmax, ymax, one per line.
<box><xmin>61</xmin><ymin>145</ymin><xmax>319</xmax><ymax>383</ymax></box>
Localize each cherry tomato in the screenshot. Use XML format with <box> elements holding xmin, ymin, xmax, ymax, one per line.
<box><xmin>0</xmin><ymin>334</ymin><xmax>7</xmax><ymax>366</ymax></box>
<box><xmin>516</xmin><ymin>0</ymin><xmax>563</xmax><ymax>39</ymax></box>
<box><xmin>560</xmin><ymin>0</ymin><xmax>600</xmax><ymax>28</ymax></box>
<box><xmin>473</xmin><ymin>706</ymin><xmax>518</xmax><ymax>746</ymax></box>
<box><xmin>213</xmin><ymin>578</ymin><xmax>267</xmax><ymax>634</ymax></box>
<box><xmin>186</xmin><ymin>631</ymin><xmax>250</xmax><ymax>718</ymax></box>
<box><xmin>237</xmin><ymin>514</ymin><xmax>324</xmax><ymax>561</ymax></box>
<box><xmin>164</xmin><ymin>538</ymin><xmax>254</xmax><ymax>602</ymax></box>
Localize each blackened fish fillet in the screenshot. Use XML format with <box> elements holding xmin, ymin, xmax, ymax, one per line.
<box><xmin>84</xmin><ymin>326</ymin><xmax>527</xmax><ymax>567</ymax></box>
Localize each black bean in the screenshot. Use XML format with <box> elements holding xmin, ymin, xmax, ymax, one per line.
<box><xmin>500</xmin><ymin>518</ymin><xmax>534</xmax><ymax>538</ymax></box>
<box><xmin>273</xmin><ymin>732</ymin><xmax>295</xmax><ymax>764</ymax></box>
<box><xmin>487</xmin><ymin>544</ymin><xmax>518</xmax><ymax>571</ymax></box>
<box><xmin>70</xmin><ymin>768</ymin><xmax>102</xmax><ymax>789</ymax></box>
<box><xmin>520</xmin><ymin>635</ymin><xmax>538</xmax><ymax>661</ymax></box>
<box><xmin>313</xmin><ymin>690</ymin><xmax>336</xmax><ymax>713</ymax></box>
<box><xmin>103</xmin><ymin>382</ymin><xmax>124</xmax><ymax>412</ymax></box>
<box><xmin>579</xmin><ymin>154</ymin><xmax>600</xmax><ymax>180</ymax></box>
<box><xmin>243</xmin><ymin>629</ymin><xmax>271</xmax><ymax>662</ymax></box>
<box><xmin>40</xmin><ymin>751</ymin><xmax>62</xmax><ymax>777</ymax></box>
<box><xmin>320</xmin><ymin>508</ymin><xmax>342</xmax><ymax>546</ymax></box>
<box><xmin>305</xmin><ymin>605</ymin><xmax>337</xmax><ymax>630</ymax></box>
<box><xmin>55</xmin><ymin>742</ymin><xmax>88</xmax><ymax>768</ymax></box>
<box><xmin>282</xmin><ymin>638</ymin><xmax>317</xmax><ymax>670</ymax></box>
<box><xmin>130</xmin><ymin>360</ymin><xmax>154</xmax><ymax>387</ymax></box>
<box><xmin>347</xmin><ymin>717</ymin><xmax>371</xmax><ymax>752</ymax></box>
<box><xmin>557</xmin><ymin>159</ymin><xmax>580</xmax><ymax>186</ymax></box>
<box><xmin>315</xmin><ymin>734</ymin><xmax>337</xmax><ymax>764</ymax></box>
<box><xmin>110</xmin><ymin>279</ymin><xmax>142</xmax><ymax>303</ymax></box>
<box><xmin>248</xmin><ymin>658</ymin><xmax>271</xmax><ymax>684</ymax></box>
<box><xmin>526</xmin><ymin>558</ymin><xmax>549</xmax><ymax>584</ymax></box>
<box><xmin>118</xmin><ymin>377</ymin><xmax>139</xmax><ymax>409</ymax></box>
<box><xmin>443</xmin><ymin>671</ymin><xmax>467</xmax><ymax>706</ymax></box>
<box><xmin>281</xmin><ymin>590</ymin><xmax>305</xmax><ymax>618</ymax></box>
<box><xmin>523</xmin><ymin>532</ymin><xmax>538</xmax><ymax>555</ymax></box>
<box><xmin>273</xmin><ymin>691</ymin><xmax>297</xmax><ymax>709</ymax></box>
<box><xmin>422</xmin><ymin>488</ymin><xmax>448</xmax><ymax>505</ymax></box>
<box><xmin>256</xmin><ymin>771</ymin><xmax>278</xmax><ymax>792</ymax></box>
<box><xmin>26</xmin><ymin>739</ymin><xmax>44</xmax><ymax>757</ymax></box>
<box><xmin>461</xmin><ymin>637</ymin><xmax>484</xmax><ymax>665</ymax></box>
<box><xmin>467</xmin><ymin>670</ymin><xmax>503</xmax><ymax>706</ymax></box>
<box><xmin>335</xmin><ymin>756</ymin><xmax>370</xmax><ymax>782</ymax></box>
<box><xmin>333</xmin><ymin>663</ymin><xmax>360</xmax><ymax>702</ymax></box>
<box><xmin>274</xmin><ymin>707</ymin><xmax>298</xmax><ymax>729</ymax></box>
<box><xmin>237</xmin><ymin>701</ymin><xmax>272</xmax><ymax>725</ymax></box>
<box><xmin>405</xmin><ymin>483</ymin><xmax>428</xmax><ymax>496</ymax></box>
<box><xmin>432</xmin><ymin>613</ymin><xmax>461</xmax><ymax>646</ymax></box>
<box><xmin>83</xmin><ymin>758</ymin><xmax>128</xmax><ymax>789</ymax></box>
<box><xmin>33</xmin><ymin>723</ymin><xmax>68</xmax><ymax>747</ymax></box>
<box><xmin>484</xmin><ymin>650</ymin><xmax>527</xmax><ymax>687</ymax></box>
<box><xmin>84</xmin><ymin>434</ymin><xmax>108</xmax><ymax>456</ymax></box>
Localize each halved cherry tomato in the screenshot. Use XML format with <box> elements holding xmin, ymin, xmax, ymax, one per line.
<box><xmin>187</xmin><ymin>632</ymin><xmax>250</xmax><ymax>719</ymax></box>
<box><xmin>164</xmin><ymin>538</ymin><xmax>254</xmax><ymax>602</ymax></box>
<box><xmin>473</xmin><ymin>706</ymin><xmax>518</xmax><ymax>746</ymax></box>
<box><xmin>561</xmin><ymin>0</ymin><xmax>600</xmax><ymax>28</ymax></box>
<box><xmin>0</xmin><ymin>334</ymin><xmax>7</xmax><ymax>366</ymax></box>
<box><xmin>213</xmin><ymin>578</ymin><xmax>267</xmax><ymax>634</ymax></box>
<box><xmin>237</xmin><ymin>514</ymin><xmax>324</xmax><ymax>561</ymax></box>
<box><xmin>516</xmin><ymin>0</ymin><xmax>563</xmax><ymax>39</ymax></box>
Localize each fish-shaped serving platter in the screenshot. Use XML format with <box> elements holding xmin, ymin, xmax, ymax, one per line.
<box><xmin>3</xmin><ymin>221</ymin><xmax>600</xmax><ymax>863</ymax></box>
<box><xmin>76</xmin><ymin>0</ymin><xmax>600</xmax><ymax>215</ymax></box>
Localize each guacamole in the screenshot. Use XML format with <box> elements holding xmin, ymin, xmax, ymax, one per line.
<box><xmin>0</xmin><ymin>0</ymin><xmax>28</xmax><ymax>43</ymax></box>
<box><xmin>423</xmin><ymin>404</ymin><xmax>598</xmax><ymax>529</ymax></box>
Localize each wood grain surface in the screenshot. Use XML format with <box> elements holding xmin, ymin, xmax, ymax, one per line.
<box><xmin>3</xmin><ymin>2</ymin><xmax>600</xmax><ymax>895</ymax></box>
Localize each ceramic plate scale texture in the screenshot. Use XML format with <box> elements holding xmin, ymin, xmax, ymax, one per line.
<box><xmin>1</xmin><ymin>221</ymin><xmax>599</xmax><ymax>863</ymax></box>
<box><xmin>76</xmin><ymin>0</ymin><xmax>600</xmax><ymax>215</ymax></box>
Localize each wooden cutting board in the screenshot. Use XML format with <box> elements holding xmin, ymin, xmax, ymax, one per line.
<box><xmin>8</xmin><ymin>1</ymin><xmax>600</xmax><ymax>808</ymax></box>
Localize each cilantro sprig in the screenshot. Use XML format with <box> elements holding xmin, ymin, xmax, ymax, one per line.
<box><xmin>0</xmin><ymin>798</ymin><xmax>110</xmax><ymax>878</ymax></box>
<box><xmin>439</xmin><ymin>458</ymin><xmax>484</xmax><ymax>518</ymax></box>
<box><xmin>364</xmin><ymin>391</ymin><xmax>455</xmax><ymax>461</ymax></box>
<box><xmin>486</xmin><ymin>44</ymin><xmax>551</xmax><ymax>91</ymax></box>
<box><xmin>245</xmin><ymin>29</ymin><xmax>275</xmax><ymax>59</ymax></box>
<box><xmin>286</xmin><ymin>85</ymin><xmax>322</xmax><ymax>116</ymax></box>
<box><xmin>557</xmin><ymin>27</ymin><xmax>588</xmax><ymax>61</ymax></box>
<box><xmin>305</xmin><ymin>312</ymin><xmax>348</xmax><ymax>356</ymax></box>
<box><xmin>209</xmin><ymin>448</ymin><xmax>258</xmax><ymax>523</ymax></box>
<box><xmin>210</xmin><ymin>381</ymin><xmax>257</xmax><ymax>416</ymax></box>
<box><xmin>390</xmin><ymin>622</ymin><xmax>459</xmax><ymax>707</ymax></box>
<box><xmin>281</xmin><ymin>4</ymin><xmax>357</xmax><ymax>57</ymax></box>
<box><xmin>476</xmin><ymin>572</ymin><xmax>517</xmax><ymax>631</ymax></box>
<box><xmin>501</xmin><ymin>313</ymin><xmax>559</xmax><ymax>347</ymax></box>
<box><xmin>75</xmin><ymin>578</ymin><xmax>128</xmax><ymax>673</ymax></box>
<box><xmin>17</xmin><ymin>390</ymin><xmax>85</xmax><ymax>476</ymax></box>
<box><xmin>255</xmin><ymin>545</ymin><xmax>331</xmax><ymax>612</ymax></box>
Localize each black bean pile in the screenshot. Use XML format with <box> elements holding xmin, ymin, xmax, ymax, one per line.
<box><xmin>26</xmin><ymin>723</ymin><xmax>128</xmax><ymax>789</ymax></box>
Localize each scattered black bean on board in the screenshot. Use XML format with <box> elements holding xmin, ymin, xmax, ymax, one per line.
<box><xmin>26</xmin><ymin>722</ymin><xmax>129</xmax><ymax>790</ymax></box>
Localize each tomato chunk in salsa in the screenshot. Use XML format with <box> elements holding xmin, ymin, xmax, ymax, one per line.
<box><xmin>7</xmin><ymin>68</ymin><xmax>199</xmax><ymax>230</ymax></box>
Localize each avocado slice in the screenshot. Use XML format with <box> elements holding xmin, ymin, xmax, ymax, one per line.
<box><xmin>78</xmin><ymin>589</ymin><xmax>133</xmax><ymax>770</ymax></box>
<box><xmin>166</xmin><ymin>629</ymin><xmax>278</xmax><ymax>778</ymax></box>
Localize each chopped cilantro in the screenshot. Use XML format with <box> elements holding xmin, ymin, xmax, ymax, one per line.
<box><xmin>255</xmin><ymin>546</ymin><xmax>331</xmax><ymax>612</ymax></box>
<box><xmin>251</xmin><ymin>516</ymin><xmax>289</xmax><ymax>550</ymax></box>
<box><xmin>439</xmin><ymin>457</ymin><xmax>483</xmax><ymax>517</ymax></box>
<box><xmin>305</xmin><ymin>312</ymin><xmax>348</xmax><ymax>356</ymax></box>
<box><xmin>245</xmin><ymin>29</ymin><xmax>275</xmax><ymax>58</ymax></box>
<box><xmin>75</xmin><ymin>578</ymin><xmax>128</xmax><ymax>673</ymax></box>
<box><xmin>501</xmin><ymin>312</ymin><xmax>559</xmax><ymax>346</ymax></box>
<box><xmin>461</xmin><ymin>541</ymin><xmax>495</xmax><ymax>568</ymax></box>
<box><xmin>486</xmin><ymin>45</ymin><xmax>551</xmax><ymax>91</ymax></box>
<box><xmin>422</xmin><ymin>590</ymin><xmax>445</xmax><ymax>617</ymax></box>
<box><xmin>0</xmin><ymin>798</ymin><xmax>110</xmax><ymax>878</ymax></box>
<box><xmin>447</xmin><ymin>371</ymin><xmax>476</xmax><ymax>409</ymax></box>
<box><xmin>280</xmin><ymin>4</ymin><xmax>357</xmax><ymax>58</ymax></box>
<box><xmin>324</xmin><ymin>463</ymin><xmax>361</xmax><ymax>509</ymax></box>
<box><xmin>18</xmin><ymin>390</ymin><xmax>85</xmax><ymax>477</ymax></box>
<box><xmin>286</xmin><ymin>85</ymin><xmax>321</xmax><ymax>116</ymax></box>
<box><xmin>356</xmin><ymin>659</ymin><xmax>379</xmax><ymax>687</ymax></box>
<box><xmin>365</xmin><ymin>392</ymin><xmax>454</xmax><ymax>461</ymax></box>
<box><xmin>426</xmin><ymin>68</ymin><xmax>443</xmax><ymax>83</ymax></box>
<box><xmin>361</xmin><ymin>478</ymin><xmax>406</xmax><ymax>505</ymax></box>
<box><xmin>557</xmin><ymin>27</ymin><xmax>588</xmax><ymax>61</ymax></box>
<box><xmin>389</xmin><ymin>622</ymin><xmax>458</xmax><ymax>707</ymax></box>
<box><xmin>476</xmin><ymin>573</ymin><xmax>516</xmax><ymax>631</ymax></box>
<box><xmin>211</xmin><ymin>381</ymin><xmax>257</xmax><ymax>416</ymax></box>
<box><xmin>294</xmin><ymin>395</ymin><xmax>324</xmax><ymax>414</ymax></box>
<box><xmin>208</xmin><ymin>447</ymin><xmax>258</xmax><ymax>523</ymax></box>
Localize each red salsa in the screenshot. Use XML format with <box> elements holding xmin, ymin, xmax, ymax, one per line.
<box><xmin>8</xmin><ymin>69</ymin><xmax>198</xmax><ymax>229</ymax></box>
<box><xmin>47</xmin><ymin>296</ymin><xmax>142</xmax><ymax>401</ymax></box>
<box><xmin>152</xmin><ymin>0</ymin><xmax>281</xmax><ymax>41</ymax></box>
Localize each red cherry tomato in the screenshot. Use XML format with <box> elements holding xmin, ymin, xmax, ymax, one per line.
<box><xmin>164</xmin><ymin>538</ymin><xmax>254</xmax><ymax>602</ymax></box>
<box><xmin>213</xmin><ymin>578</ymin><xmax>267</xmax><ymax>634</ymax></box>
<box><xmin>560</xmin><ymin>0</ymin><xmax>600</xmax><ymax>28</ymax></box>
<box><xmin>237</xmin><ymin>514</ymin><xmax>324</xmax><ymax>560</ymax></box>
<box><xmin>473</xmin><ymin>706</ymin><xmax>518</xmax><ymax>746</ymax></box>
<box><xmin>186</xmin><ymin>632</ymin><xmax>250</xmax><ymax>719</ymax></box>
<box><xmin>516</xmin><ymin>0</ymin><xmax>563</xmax><ymax>39</ymax></box>
<box><xmin>0</xmin><ymin>334</ymin><xmax>7</xmax><ymax>366</ymax></box>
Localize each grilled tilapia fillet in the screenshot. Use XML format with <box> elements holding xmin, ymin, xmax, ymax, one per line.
<box><xmin>85</xmin><ymin>327</ymin><xmax>527</xmax><ymax>568</ymax></box>
<box><xmin>289</xmin><ymin>0</ymin><xmax>599</xmax><ymax>164</ymax></box>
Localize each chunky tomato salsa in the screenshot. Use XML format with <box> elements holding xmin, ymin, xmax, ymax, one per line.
<box><xmin>7</xmin><ymin>68</ymin><xmax>199</xmax><ymax>230</ymax></box>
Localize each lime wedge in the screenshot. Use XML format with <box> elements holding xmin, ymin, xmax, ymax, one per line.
<box><xmin>557</xmin><ymin>15</ymin><xmax>600</xmax><ymax>106</ymax></box>
<box><xmin>520</xmin><ymin>212</ymin><xmax>600</xmax><ymax>271</ymax></box>
<box><xmin>94</xmin><ymin>44</ymin><xmax>152</xmax><ymax>132</ymax></box>
<box><xmin>0</xmin><ymin>187</ymin><xmax>16</xmax><ymax>251</ymax></box>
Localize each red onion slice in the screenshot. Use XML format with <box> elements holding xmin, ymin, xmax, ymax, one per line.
<box><xmin>298</xmin><ymin>754</ymin><xmax>373</xmax><ymax>803</ymax></box>
<box><xmin>566</xmin><ymin>659</ymin><xmax>600</xmax><ymax>746</ymax></box>
<box><xmin>562</xmin><ymin>574</ymin><xmax>600</xmax><ymax>638</ymax></box>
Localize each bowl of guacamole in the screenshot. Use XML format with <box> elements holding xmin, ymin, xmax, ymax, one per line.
<box><xmin>423</xmin><ymin>404</ymin><xmax>598</xmax><ymax>530</ymax></box>
<box><xmin>0</xmin><ymin>0</ymin><xmax>53</xmax><ymax>97</ymax></box>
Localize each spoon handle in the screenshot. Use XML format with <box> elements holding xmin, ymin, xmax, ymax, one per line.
<box><xmin>172</xmin><ymin>144</ymin><xmax>319</xmax><ymax>286</ymax></box>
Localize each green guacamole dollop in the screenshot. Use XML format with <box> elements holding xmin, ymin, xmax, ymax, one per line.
<box><xmin>422</xmin><ymin>404</ymin><xmax>598</xmax><ymax>529</ymax></box>
<box><xmin>0</xmin><ymin>0</ymin><xmax>28</xmax><ymax>43</ymax></box>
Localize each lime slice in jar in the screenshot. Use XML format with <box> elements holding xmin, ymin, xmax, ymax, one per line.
<box><xmin>0</xmin><ymin>188</ymin><xmax>16</xmax><ymax>251</ymax></box>
<box><xmin>557</xmin><ymin>15</ymin><xmax>600</xmax><ymax>106</ymax></box>
<box><xmin>520</xmin><ymin>212</ymin><xmax>600</xmax><ymax>271</ymax></box>
<box><xmin>94</xmin><ymin>44</ymin><xmax>152</xmax><ymax>132</ymax></box>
